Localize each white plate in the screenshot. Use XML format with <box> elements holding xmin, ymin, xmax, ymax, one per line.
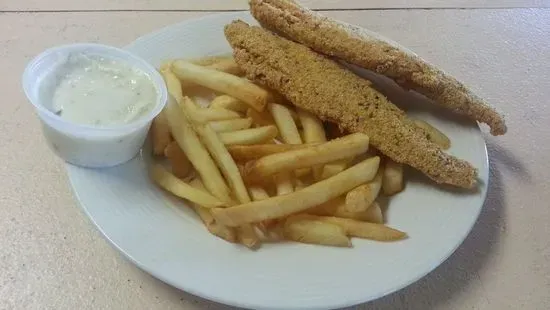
<box><xmin>67</xmin><ymin>12</ymin><xmax>489</xmax><ymax>310</ymax></box>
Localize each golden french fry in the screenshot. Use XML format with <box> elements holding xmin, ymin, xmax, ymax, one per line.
<box><xmin>283</xmin><ymin>215</ymin><xmax>351</xmax><ymax>247</ymax></box>
<box><xmin>269</xmin><ymin>103</ymin><xmax>302</xmax><ymax>144</ymax></box>
<box><xmin>247</xmin><ymin>186</ymin><xmax>279</xmax><ymax>239</ymax></box>
<box><xmin>218</xmin><ymin>126</ymin><xmax>278</xmax><ymax>145</ymax></box>
<box><xmin>345</xmin><ymin>168</ymin><xmax>383</xmax><ymax>212</ymax></box>
<box><xmin>151</xmin><ymin>109</ymin><xmax>172</xmax><ymax>156</ymax></box>
<box><xmin>160</xmin><ymin>68</ymin><xmax>183</xmax><ymax>102</ymax></box>
<box><xmin>294</xmin><ymin>178</ymin><xmax>307</xmax><ymax>191</ymax></box>
<box><xmin>209</xmin><ymin>118</ymin><xmax>253</xmax><ymax>133</ymax></box>
<box><xmin>351</xmin><ymin>149</ymin><xmax>380</xmax><ymax>166</ymax></box>
<box><xmin>320</xmin><ymin>157</ymin><xmax>354</xmax><ymax>180</ymax></box>
<box><xmin>297</xmin><ymin>108</ymin><xmax>327</xmax><ymax>179</ymax></box>
<box><xmin>206</xmin><ymin>59</ymin><xmax>244</xmax><ymax>76</ymax></box>
<box><xmin>288</xmin><ymin>108</ymin><xmax>300</xmax><ymax>126</ymax></box>
<box><xmin>159</xmin><ymin>60</ymin><xmax>173</xmax><ymax>72</ymax></box>
<box><xmin>188</xmin><ymin>55</ymin><xmax>244</xmax><ymax>76</ymax></box>
<box><xmin>307</xmin><ymin>197</ymin><xmax>383</xmax><ymax>223</ymax></box>
<box><xmin>247</xmin><ymin>108</ymin><xmax>275</xmax><ymax>127</ymax></box>
<box><xmin>176</xmin><ymin>56</ymin><xmax>244</xmax><ymax>94</ymax></box>
<box><xmin>212</xmin><ymin>156</ymin><xmax>380</xmax><ymax>227</ymax></box>
<box><xmin>338</xmin><ymin>202</ymin><xmax>384</xmax><ymax>223</ymax></box>
<box><xmin>297</xmin><ymin>108</ymin><xmax>326</xmax><ymax>143</ymax></box>
<box><xmin>180</xmin><ymin>98</ymin><xmax>251</xmax><ymax>205</ymax></box>
<box><xmin>172</xmin><ymin>60</ymin><xmax>269</xmax><ymax>111</ymax></box>
<box><xmin>248</xmin><ymin>186</ymin><xmax>270</xmax><ymax>201</ymax></box>
<box><xmin>189</xmin><ymin>178</ymin><xmax>237</xmax><ymax>243</ymax></box>
<box><xmin>150</xmin><ymin>164</ymin><xmax>226</xmax><ymax>208</ymax></box>
<box><xmin>236</xmin><ymin>224</ymin><xmax>261</xmax><ymax>249</ymax></box>
<box><xmin>165</xmin><ymin>95</ymin><xmax>232</xmax><ymax>203</ymax></box>
<box><xmin>274</xmin><ymin>172</ymin><xmax>294</xmax><ymax>196</ymax></box>
<box><xmin>414</xmin><ymin>119</ymin><xmax>451</xmax><ymax>150</ymax></box>
<box><xmin>193</xmin><ymin>108</ymin><xmax>241</xmax><ymax>123</ymax></box>
<box><xmin>364</xmin><ymin>202</ymin><xmax>384</xmax><ymax>224</ymax></box>
<box><xmin>245</xmin><ymin>133</ymin><xmax>369</xmax><ymax>181</ymax></box>
<box><xmin>382</xmin><ymin>159</ymin><xmax>404</xmax><ymax>195</ymax></box>
<box><xmin>269</xmin><ymin>104</ymin><xmax>307</xmax><ymax>175</ymax></box>
<box><xmin>227</xmin><ymin>143</ymin><xmax>317</xmax><ymax>162</ymax></box>
<box><xmin>164</xmin><ymin>141</ymin><xmax>192</xmax><ymax>179</ymax></box>
<box><xmin>309</xmin><ymin>215</ymin><xmax>407</xmax><ymax>241</ymax></box>
<box><xmin>210</xmin><ymin>95</ymin><xmax>249</xmax><ymax>113</ymax></box>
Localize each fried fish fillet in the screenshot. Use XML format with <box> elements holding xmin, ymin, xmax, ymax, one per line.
<box><xmin>224</xmin><ymin>21</ymin><xmax>477</xmax><ymax>188</ymax></box>
<box><xmin>249</xmin><ymin>0</ymin><xmax>507</xmax><ymax>136</ymax></box>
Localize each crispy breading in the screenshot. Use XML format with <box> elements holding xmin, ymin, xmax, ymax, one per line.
<box><xmin>224</xmin><ymin>21</ymin><xmax>477</xmax><ymax>188</ymax></box>
<box><xmin>249</xmin><ymin>0</ymin><xmax>507</xmax><ymax>136</ymax></box>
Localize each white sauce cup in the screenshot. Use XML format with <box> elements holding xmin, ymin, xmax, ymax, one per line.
<box><xmin>22</xmin><ymin>43</ymin><xmax>167</xmax><ymax>168</ymax></box>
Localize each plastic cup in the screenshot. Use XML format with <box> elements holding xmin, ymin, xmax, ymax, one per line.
<box><xmin>22</xmin><ymin>43</ymin><xmax>167</xmax><ymax>168</ymax></box>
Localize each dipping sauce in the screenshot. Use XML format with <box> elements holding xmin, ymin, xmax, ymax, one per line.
<box><xmin>51</xmin><ymin>53</ymin><xmax>158</xmax><ymax>126</ymax></box>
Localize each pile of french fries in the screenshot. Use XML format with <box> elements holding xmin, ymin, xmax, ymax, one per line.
<box><xmin>149</xmin><ymin>55</ymin><xmax>455</xmax><ymax>249</ymax></box>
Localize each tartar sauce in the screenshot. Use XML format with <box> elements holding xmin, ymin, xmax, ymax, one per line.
<box><xmin>51</xmin><ymin>53</ymin><xmax>158</xmax><ymax>126</ymax></box>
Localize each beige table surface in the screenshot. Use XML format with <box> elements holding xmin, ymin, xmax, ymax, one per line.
<box><xmin>1</xmin><ymin>1</ymin><xmax>549</xmax><ymax>309</ymax></box>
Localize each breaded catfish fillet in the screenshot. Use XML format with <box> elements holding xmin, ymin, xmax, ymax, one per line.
<box><xmin>224</xmin><ymin>21</ymin><xmax>477</xmax><ymax>188</ymax></box>
<box><xmin>249</xmin><ymin>0</ymin><xmax>507</xmax><ymax>136</ymax></box>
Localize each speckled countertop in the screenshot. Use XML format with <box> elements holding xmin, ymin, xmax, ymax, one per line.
<box><xmin>1</xmin><ymin>1</ymin><xmax>549</xmax><ymax>309</ymax></box>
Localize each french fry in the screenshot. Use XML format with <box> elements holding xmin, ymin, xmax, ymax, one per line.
<box><xmin>269</xmin><ymin>103</ymin><xmax>302</xmax><ymax>144</ymax></box>
<box><xmin>180</xmin><ymin>98</ymin><xmax>251</xmax><ymax>205</ymax></box>
<box><xmin>244</xmin><ymin>133</ymin><xmax>370</xmax><ymax>181</ymax></box>
<box><xmin>151</xmin><ymin>110</ymin><xmax>172</xmax><ymax>156</ymax></box>
<box><xmin>193</xmin><ymin>108</ymin><xmax>241</xmax><ymax>123</ymax></box>
<box><xmin>282</xmin><ymin>215</ymin><xmax>351</xmax><ymax>247</ymax></box>
<box><xmin>351</xmin><ymin>149</ymin><xmax>380</xmax><ymax>165</ymax></box>
<box><xmin>164</xmin><ymin>95</ymin><xmax>232</xmax><ymax>203</ymax></box>
<box><xmin>164</xmin><ymin>141</ymin><xmax>192</xmax><ymax>179</ymax></box>
<box><xmin>247</xmin><ymin>108</ymin><xmax>275</xmax><ymax>127</ymax></box>
<box><xmin>189</xmin><ymin>55</ymin><xmax>243</xmax><ymax>76</ymax></box>
<box><xmin>212</xmin><ymin>156</ymin><xmax>380</xmax><ymax>227</ymax></box>
<box><xmin>248</xmin><ymin>186</ymin><xmax>270</xmax><ymax>201</ymax></box>
<box><xmin>307</xmin><ymin>197</ymin><xmax>384</xmax><ymax>223</ymax></box>
<box><xmin>236</xmin><ymin>224</ymin><xmax>261</xmax><ymax>250</ymax></box>
<box><xmin>172</xmin><ymin>60</ymin><xmax>269</xmax><ymax>111</ymax></box>
<box><xmin>206</xmin><ymin>59</ymin><xmax>244</xmax><ymax>76</ymax></box>
<box><xmin>320</xmin><ymin>158</ymin><xmax>353</xmax><ymax>180</ymax></box>
<box><xmin>218</xmin><ymin>126</ymin><xmax>278</xmax><ymax>145</ymax></box>
<box><xmin>227</xmin><ymin>143</ymin><xmax>317</xmax><ymax>162</ymax></box>
<box><xmin>189</xmin><ymin>179</ymin><xmax>237</xmax><ymax>243</ymax></box>
<box><xmin>414</xmin><ymin>119</ymin><xmax>451</xmax><ymax>150</ymax></box>
<box><xmin>274</xmin><ymin>172</ymin><xmax>294</xmax><ymax>196</ymax></box>
<box><xmin>382</xmin><ymin>159</ymin><xmax>404</xmax><ymax>195</ymax></box>
<box><xmin>294</xmin><ymin>178</ymin><xmax>307</xmax><ymax>191</ymax></box>
<box><xmin>345</xmin><ymin>168</ymin><xmax>383</xmax><ymax>212</ymax></box>
<box><xmin>269</xmin><ymin>103</ymin><xmax>310</xmax><ymax>175</ymax></box>
<box><xmin>176</xmin><ymin>56</ymin><xmax>244</xmax><ymax>94</ymax></box>
<box><xmin>150</xmin><ymin>164</ymin><xmax>226</xmax><ymax>208</ymax></box>
<box><xmin>308</xmin><ymin>215</ymin><xmax>407</xmax><ymax>241</ymax></box>
<box><xmin>209</xmin><ymin>118</ymin><xmax>253</xmax><ymax>133</ymax></box>
<box><xmin>288</xmin><ymin>108</ymin><xmax>300</xmax><ymax>126</ymax></box>
<box><xmin>159</xmin><ymin>60</ymin><xmax>173</xmax><ymax>72</ymax></box>
<box><xmin>160</xmin><ymin>68</ymin><xmax>183</xmax><ymax>102</ymax></box>
<box><xmin>297</xmin><ymin>108</ymin><xmax>327</xmax><ymax>179</ymax></box>
<box><xmin>210</xmin><ymin>95</ymin><xmax>249</xmax><ymax>113</ymax></box>
<box><xmin>297</xmin><ymin>108</ymin><xmax>326</xmax><ymax>143</ymax></box>
<box><xmin>247</xmin><ymin>186</ymin><xmax>280</xmax><ymax>240</ymax></box>
<box><xmin>364</xmin><ymin>202</ymin><xmax>384</xmax><ymax>224</ymax></box>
